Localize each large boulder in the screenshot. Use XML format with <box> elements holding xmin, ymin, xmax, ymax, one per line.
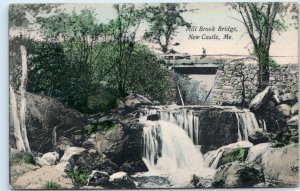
<box><xmin>109</xmin><ymin>171</ymin><xmax>136</xmax><ymax>189</ymax></box>
<box><xmin>14</xmin><ymin>165</ymin><xmax>74</xmax><ymax>189</ymax></box>
<box><xmin>248</xmin><ymin>131</ymin><xmax>271</xmax><ymax>145</ymax></box>
<box><xmin>71</xmin><ymin>149</ymin><xmax>118</xmax><ymax>175</ymax></box>
<box><xmin>87</xmin><ymin>170</ymin><xmax>110</xmax><ymax>187</ymax></box>
<box><xmin>40</xmin><ymin>152</ymin><xmax>60</xmax><ymax>165</ymax></box>
<box><xmin>204</xmin><ymin>141</ymin><xmax>253</xmax><ymax>169</ymax></box>
<box><xmin>10</xmin><ymin>91</ymin><xmax>88</xmax><ymax>153</ymax></box>
<box><xmin>94</xmin><ymin>120</ymin><xmax>148</xmax><ymax>174</ymax></box>
<box><xmin>124</xmin><ymin>94</ymin><xmax>153</xmax><ymax>112</ymax></box>
<box><xmin>247</xmin><ymin>143</ymin><xmax>299</xmax><ymax>186</ymax></box>
<box><xmin>249</xmin><ymin>87</ymin><xmax>275</xmax><ymax>111</ymax></box>
<box><xmin>211</xmin><ymin>161</ymin><xmax>264</xmax><ymax>188</ymax></box>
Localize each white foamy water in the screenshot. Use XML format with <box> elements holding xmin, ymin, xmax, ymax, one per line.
<box><xmin>140</xmin><ymin>118</ymin><xmax>215</xmax><ymax>187</ymax></box>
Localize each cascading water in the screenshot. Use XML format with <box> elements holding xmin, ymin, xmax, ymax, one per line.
<box><xmin>139</xmin><ymin>117</ymin><xmax>215</xmax><ymax>187</ymax></box>
<box><xmin>235</xmin><ymin>109</ymin><xmax>264</xmax><ymax>141</ymax></box>
<box><xmin>143</xmin><ymin>106</ymin><xmax>265</xmax><ymax>144</ymax></box>
<box><xmin>142</xmin><ymin>120</ymin><xmax>205</xmax><ymax>173</ymax></box>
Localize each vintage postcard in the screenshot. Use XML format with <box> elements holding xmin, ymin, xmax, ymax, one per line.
<box><xmin>9</xmin><ymin>2</ymin><xmax>298</xmax><ymax>189</ymax></box>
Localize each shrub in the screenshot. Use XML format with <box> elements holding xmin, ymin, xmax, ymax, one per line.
<box><xmin>67</xmin><ymin>167</ymin><xmax>90</xmax><ymax>188</ymax></box>
<box><xmin>83</xmin><ymin>120</ymin><xmax>116</xmax><ymax>136</ymax></box>
<box><xmin>41</xmin><ymin>181</ymin><xmax>63</xmax><ymax>189</ymax></box>
<box><xmin>9</xmin><ymin>152</ymin><xmax>36</xmax><ymax>166</ymax></box>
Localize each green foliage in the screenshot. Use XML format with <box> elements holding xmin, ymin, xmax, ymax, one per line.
<box><xmin>9</xmin><ymin>4</ymin><xmax>56</xmax><ymax>28</ymax></box>
<box><xmin>11</xmin><ymin>7</ymin><xmax>175</xmax><ymax>114</ymax></box>
<box><xmin>144</xmin><ymin>3</ymin><xmax>190</xmax><ymax>53</ymax></box>
<box><xmin>67</xmin><ymin>167</ymin><xmax>90</xmax><ymax>188</ymax></box>
<box><xmin>41</xmin><ymin>181</ymin><xmax>63</xmax><ymax>189</ymax></box>
<box><xmin>83</xmin><ymin>120</ymin><xmax>116</xmax><ymax>136</ymax></box>
<box><xmin>175</xmin><ymin>74</ymin><xmax>209</xmax><ymax>105</ymax></box>
<box><xmin>272</xmin><ymin>128</ymin><xmax>298</xmax><ymax>147</ymax></box>
<box><xmin>9</xmin><ymin>152</ymin><xmax>36</xmax><ymax>166</ymax></box>
<box><xmin>219</xmin><ymin>147</ymin><xmax>248</xmax><ymax>166</ymax></box>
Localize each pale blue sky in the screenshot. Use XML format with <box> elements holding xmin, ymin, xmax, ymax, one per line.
<box><xmin>57</xmin><ymin>3</ymin><xmax>298</xmax><ymax>63</ymax></box>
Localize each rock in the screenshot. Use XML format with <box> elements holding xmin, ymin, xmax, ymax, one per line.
<box><xmin>41</xmin><ymin>152</ymin><xmax>60</xmax><ymax>165</ymax></box>
<box><xmin>247</xmin><ymin>143</ymin><xmax>298</xmax><ymax>186</ymax></box>
<box><xmin>204</xmin><ymin>141</ymin><xmax>253</xmax><ymax>169</ymax></box>
<box><xmin>54</xmin><ymin>136</ymin><xmax>74</xmax><ymax>156</ymax></box>
<box><xmin>10</xmin><ymin>163</ymin><xmax>39</xmax><ymax>187</ymax></box>
<box><xmin>95</xmin><ymin>122</ymin><xmax>147</xmax><ymax>174</ymax></box>
<box><xmin>14</xmin><ymin>166</ymin><xmax>74</xmax><ymax>189</ymax></box>
<box><xmin>146</xmin><ymin>114</ymin><xmax>159</xmax><ymax>121</ymax></box>
<box><xmin>35</xmin><ymin>157</ymin><xmax>51</xmax><ymax>166</ymax></box>
<box><xmin>82</xmin><ymin>138</ymin><xmax>95</xmax><ymax>149</ymax></box>
<box><xmin>249</xmin><ymin>87</ymin><xmax>274</xmax><ymax>111</ymax></box>
<box><xmin>281</xmin><ymin>93</ymin><xmax>297</xmax><ymax>104</ymax></box>
<box><xmin>120</xmin><ymin>161</ymin><xmax>148</xmax><ymax>175</ymax></box>
<box><xmin>87</xmin><ymin>170</ymin><xmax>109</xmax><ymax>186</ymax></box>
<box><xmin>71</xmin><ymin>149</ymin><xmax>118</xmax><ymax>175</ymax></box>
<box><xmin>287</xmin><ymin>115</ymin><xmax>298</xmax><ymax>126</ymax></box>
<box><xmin>124</xmin><ymin>94</ymin><xmax>153</xmax><ymax>112</ymax></box>
<box><xmin>191</xmin><ymin>175</ymin><xmax>205</xmax><ymax>188</ymax></box>
<box><xmin>10</xmin><ymin>91</ymin><xmax>88</xmax><ymax>153</ymax></box>
<box><xmin>276</xmin><ymin>104</ymin><xmax>291</xmax><ymax>117</ymax></box>
<box><xmin>291</xmin><ymin>103</ymin><xmax>299</xmax><ymax>115</ymax></box>
<box><xmin>109</xmin><ymin>171</ymin><xmax>136</xmax><ymax>189</ymax></box>
<box><xmin>211</xmin><ymin>161</ymin><xmax>264</xmax><ymax>188</ymax></box>
<box><xmin>60</xmin><ymin>147</ymin><xmax>86</xmax><ymax>162</ymax></box>
<box><xmin>55</xmin><ymin>161</ymin><xmax>71</xmax><ymax>172</ymax></box>
<box><xmin>248</xmin><ymin>131</ymin><xmax>271</xmax><ymax>145</ymax></box>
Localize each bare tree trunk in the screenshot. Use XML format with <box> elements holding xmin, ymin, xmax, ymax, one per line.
<box><xmin>9</xmin><ymin>85</ymin><xmax>26</xmax><ymax>151</ymax></box>
<box><xmin>19</xmin><ymin>45</ymin><xmax>31</xmax><ymax>152</ymax></box>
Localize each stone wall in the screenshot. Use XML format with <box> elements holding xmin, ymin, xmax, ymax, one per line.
<box><xmin>211</xmin><ymin>58</ymin><xmax>299</xmax><ymax>105</ymax></box>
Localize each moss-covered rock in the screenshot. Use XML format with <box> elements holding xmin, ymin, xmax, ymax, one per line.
<box><xmin>218</xmin><ymin>147</ymin><xmax>249</xmax><ymax>167</ymax></box>
<box><xmin>212</xmin><ymin>161</ymin><xmax>264</xmax><ymax>188</ymax></box>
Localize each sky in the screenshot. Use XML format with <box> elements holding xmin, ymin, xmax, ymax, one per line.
<box><xmin>55</xmin><ymin>3</ymin><xmax>299</xmax><ymax>64</ymax></box>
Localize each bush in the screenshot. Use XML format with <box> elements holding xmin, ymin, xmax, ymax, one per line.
<box><xmin>41</xmin><ymin>181</ymin><xmax>63</xmax><ymax>189</ymax></box>
<box><xmin>66</xmin><ymin>167</ymin><xmax>90</xmax><ymax>187</ymax></box>
<box><xmin>9</xmin><ymin>152</ymin><xmax>36</xmax><ymax>166</ymax></box>
<box><xmin>83</xmin><ymin>120</ymin><xmax>116</xmax><ymax>136</ymax></box>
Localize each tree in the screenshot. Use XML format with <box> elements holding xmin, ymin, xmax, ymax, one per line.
<box><xmin>228</xmin><ymin>2</ymin><xmax>298</xmax><ymax>90</ymax></box>
<box><xmin>33</xmin><ymin>9</ymin><xmax>109</xmax><ymax>112</ymax></box>
<box><xmin>143</xmin><ymin>3</ymin><xmax>191</xmax><ymax>54</ymax></box>
<box><xmin>106</xmin><ymin>4</ymin><xmax>145</xmax><ymax>96</ymax></box>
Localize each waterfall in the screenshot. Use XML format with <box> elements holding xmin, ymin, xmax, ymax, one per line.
<box><xmin>142</xmin><ymin>120</ymin><xmax>205</xmax><ymax>173</ymax></box>
<box><xmin>235</xmin><ymin>110</ymin><xmax>263</xmax><ymax>141</ymax></box>
<box><xmin>143</xmin><ymin>106</ymin><xmax>265</xmax><ymax>144</ymax></box>
<box><xmin>159</xmin><ymin>109</ymin><xmax>201</xmax><ymax>145</ymax></box>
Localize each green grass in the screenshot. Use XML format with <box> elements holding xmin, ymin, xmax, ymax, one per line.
<box><xmin>83</xmin><ymin>120</ymin><xmax>116</xmax><ymax>136</ymax></box>
<box><xmin>41</xmin><ymin>181</ymin><xmax>63</xmax><ymax>189</ymax></box>
<box><xmin>66</xmin><ymin>167</ymin><xmax>90</xmax><ymax>188</ymax></box>
<box><xmin>9</xmin><ymin>152</ymin><xmax>36</xmax><ymax>166</ymax></box>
